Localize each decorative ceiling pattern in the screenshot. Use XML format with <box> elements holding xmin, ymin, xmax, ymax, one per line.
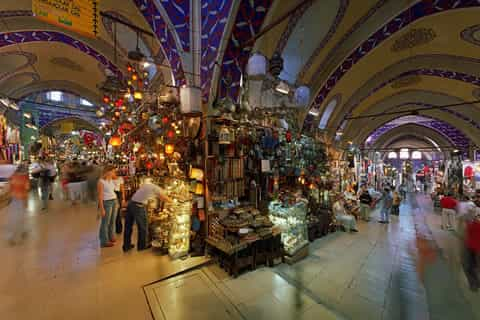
<box><xmin>0</xmin><ymin>30</ymin><xmax>122</xmax><ymax>77</ymax></box>
<box><xmin>460</xmin><ymin>24</ymin><xmax>480</xmax><ymax>46</ymax></box>
<box><xmin>201</xmin><ymin>0</ymin><xmax>234</xmax><ymax>102</ymax></box>
<box><xmin>217</xmin><ymin>0</ymin><xmax>274</xmax><ymax>101</ymax></box>
<box><xmin>159</xmin><ymin>0</ymin><xmax>190</xmax><ymax>52</ymax></box>
<box><xmin>390</xmin><ymin>28</ymin><xmax>436</xmax><ymax>52</ymax></box>
<box><xmin>366</xmin><ymin>115</ymin><xmax>470</xmax><ymax>151</ymax></box>
<box><xmin>0</xmin><ymin>51</ymin><xmax>37</xmax><ymax>82</ymax></box>
<box><xmin>309</xmin><ymin>0</ymin><xmax>480</xmax><ymax>112</ymax></box>
<box><xmin>133</xmin><ymin>0</ymin><xmax>186</xmax><ymax>85</ymax></box>
<box><xmin>343</xmin><ymin>68</ymin><xmax>480</xmax><ymax>120</ymax></box>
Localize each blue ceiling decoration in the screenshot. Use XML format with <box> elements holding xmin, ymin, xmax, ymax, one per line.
<box><xmin>310</xmin><ymin>0</ymin><xmax>480</xmax><ymax>111</ymax></box>
<box><xmin>201</xmin><ymin>0</ymin><xmax>234</xmax><ymax>102</ymax></box>
<box><xmin>133</xmin><ymin>0</ymin><xmax>186</xmax><ymax>85</ymax></box>
<box><xmin>159</xmin><ymin>0</ymin><xmax>190</xmax><ymax>52</ymax></box>
<box><xmin>366</xmin><ymin>115</ymin><xmax>470</xmax><ymax>151</ymax></box>
<box><xmin>0</xmin><ymin>30</ymin><xmax>122</xmax><ymax>78</ymax></box>
<box><xmin>217</xmin><ymin>0</ymin><xmax>274</xmax><ymax>102</ymax></box>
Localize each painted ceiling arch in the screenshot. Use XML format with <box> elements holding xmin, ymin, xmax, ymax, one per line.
<box><xmin>368</xmin><ymin>124</ymin><xmax>455</xmax><ymax>151</ymax></box>
<box><xmin>309</xmin><ymin>1</ymin><xmax>480</xmax><ymax>114</ymax></box>
<box><xmin>347</xmin><ymin>106</ymin><xmax>476</xmax><ymax>151</ymax></box>
<box><xmin>316</xmin><ymin>54</ymin><xmax>480</xmax><ymax>131</ymax></box>
<box><xmin>40</xmin><ymin>116</ymin><xmax>100</xmax><ymax>135</ymax></box>
<box><xmin>358</xmin><ymin>115</ymin><xmax>470</xmax><ymax>153</ymax></box>
<box><xmin>341</xmin><ymin>88</ymin><xmax>480</xmax><ymax>135</ymax></box>
<box><xmin>10</xmin><ymin>80</ymin><xmax>103</xmax><ymax>107</ymax></box>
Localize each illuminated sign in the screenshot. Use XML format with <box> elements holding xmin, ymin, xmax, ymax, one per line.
<box><xmin>33</xmin><ymin>0</ymin><xmax>99</xmax><ymax>38</ymax></box>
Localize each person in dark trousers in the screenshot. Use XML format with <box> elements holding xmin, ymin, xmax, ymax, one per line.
<box><xmin>123</xmin><ymin>179</ymin><xmax>171</xmax><ymax>252</ymax></box>
<box><xmin>112</xmin><ymin>170</ymin><xmax>126</xmax><ymax>234</ymax></box>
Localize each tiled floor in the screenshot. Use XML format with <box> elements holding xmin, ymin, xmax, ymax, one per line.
<box><xmin>2</xmin><ymin>187</ymin><xmax>479</xmax><ymax>319</ymax></box>
<box><xmin>0</xmin><ymin>185</ymin><xmax>209</xmax><ymax>320</ymax></box>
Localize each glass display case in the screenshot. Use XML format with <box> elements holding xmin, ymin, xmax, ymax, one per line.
<box><xmin>268</xmin><ymin>199</ymin><xmax>308</xmax><ymax>256</ymax></box>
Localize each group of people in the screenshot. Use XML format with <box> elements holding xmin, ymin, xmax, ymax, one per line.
<box><xmin>436</xmin><ymin>191</ymin><xmax>480</xmax><ymax>292</ymax></box>
<box><xmin>332</xmin><ymin>183</ymin><xmax>405</xmax><ymax>233</ymax></box>
<box><xmin>96</xmin><ymin>166</ymin><xmax>171</xmax><ymax>251</ymax></box>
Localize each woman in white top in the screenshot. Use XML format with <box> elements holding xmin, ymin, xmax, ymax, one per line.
<box><xmin>97</xmin><ymin>165</ymin><xmax>117</xmax><ymax>248</ymax></box>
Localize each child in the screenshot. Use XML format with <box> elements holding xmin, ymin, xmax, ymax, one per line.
<box><xmin>392</xmin><ymin>191</ymin><xmax>402</xmax><ymax>216</ymax></box>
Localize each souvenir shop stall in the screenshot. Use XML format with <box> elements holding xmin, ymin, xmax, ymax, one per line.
<box><xmin>462</xmin><ymin>160</ymin><xmax>480</xmax><ymax>197</ymax></box>
<box><xmin>204</xmin><ymin>100</ymin><xmax>333</xmax><ymax>272</ymax></box>
<box><xmin>0</xmin><ymin>114</ymin><xmax>21</xmax><ymax>163</ymax></box>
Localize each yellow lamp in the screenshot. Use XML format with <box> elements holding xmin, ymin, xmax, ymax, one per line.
<box><xmin>189</xmin><ymin>167</ymin><xmax>204</xmax><ymax>181</ymax></box>
<box><xmin>165</xmin><ymin>143</ymin><xmax>174</xmax><ymax>155</ymax></box>
<box><xmin>134</xmin><ymin>92</ymin><xmax>143</xmax><ymax>100</ymax></box>
<box><xmin>109</xmin><ymin>135</ymin><xmax>122</xmax><ymax>147</ymax></box>
<box><xmin>195</xmin><ymin>183</ymin><xmax>204</xmax><ymax>195</ymax></box>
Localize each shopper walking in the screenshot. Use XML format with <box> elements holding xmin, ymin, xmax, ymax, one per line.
<box><xmin>392</xmin><ymin>191</ymin><xmax>402</xmax><ymax>216</ymax></box>
<box><xmin>358</xmin><ymin>185</ymin><xmax>373</xmax><ymax>221</ymax></box>
<box><xmin>464</xmin><ymin>215</ymin><xmax>480</xmax><ymax>291</ymax></box>
<box><xmin>6</xmin><ymin>163</ymin><xmax>30</xmax><ymax>245</ymax></box>
<box><xmin>97</xmin><ymin>165</ymin><xmax>117</xmax><ymax>248</ymax></box>
<box><xmin>379</xmin><ymin>187</ymin><xmax>393</xmax><ymax>224</ymax></box>
<box><xmin>113</xmin><ymin>169</ymin><xmax>126</xmax><ymax>234</ymax></box>
<box><xmin>440</xmin><ymin>192</ymin><xmax>458</xmax><ymax>230</ymax></box>
<box><xmin>123</xmin><ymin>178</ymin><xmax>171</xmax><ymax>252</ymax></box>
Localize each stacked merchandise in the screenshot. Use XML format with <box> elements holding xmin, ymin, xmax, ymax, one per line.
<box><xmin>149</xmin><ymin>178</ymin><xmax>192</xmax><ymax>258</ymax></box>
<box><xmin>268</xmin><ymin>193</ymin><xmax>308</xmax><ymax>258</ymax></box>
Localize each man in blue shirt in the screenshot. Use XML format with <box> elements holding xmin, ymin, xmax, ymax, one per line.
<box><xmin>379</xmin><ymin>187</ymin><xmax>393</xmax><ymax>224</ymax></box>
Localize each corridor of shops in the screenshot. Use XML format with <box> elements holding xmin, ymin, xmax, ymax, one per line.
<box><xmin>2</xmin><ymin>1</ymin><xmax>480</xmax><ymax>320</ymax></box>
<box><xmin>1</xmin><ymin>186</ymin><xmax>478</xmax><ymax>320</ymax></box>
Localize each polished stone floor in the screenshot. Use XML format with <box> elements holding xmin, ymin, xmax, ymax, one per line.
<box><xmin>1</xmin><ymin>186</ymin><xmax>479</xmax><ymax>320</ymax></box>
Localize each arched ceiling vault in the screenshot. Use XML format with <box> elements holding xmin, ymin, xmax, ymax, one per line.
<box><xmin>369</xmin><ymin>124</ymin><xmax>454</xmax><ymax>152</ymax></box>
<box><xmin>342</xmin><ymin>90</ymin><xmax>480</xmax><ymax>147</ymax></box>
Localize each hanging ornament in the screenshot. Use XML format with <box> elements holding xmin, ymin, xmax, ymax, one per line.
<box><xmin>286</xmin><ymin>130</ymin><xmax>292</xmax><ymax>143</ymax></box>
<box><xmin>269</xmin><ymin>52</ymin><xmax>284</xmax><ymax>77</ymax></box>
<box><xmin>165</xmin><ymin>143</ymin><xmax>174</xmax><ymax>155</ymax></box>
<box><xmin>162</xmin><ymin>116</ymin><xmax>169</xmax><ymax>124</ymax></box>
<box><xmin>109</xmin><ymin>135</ymin><xmax>122</xmax><ymax>147</ymax></box>
<box><xmin>167</xmin><ymin>130</ymin><xmax>175</xmax><ymax>139</ymax></box>
<box><xmin>103</xmin><ymin>96</ymin><xmax>110</xmax><ymax>104</ymax></box>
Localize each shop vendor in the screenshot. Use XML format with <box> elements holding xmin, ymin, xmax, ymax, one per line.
<box><xmin>123</xmin><ymin>178</ymin><xmax>172</xmax><ymax>252</ymax></box>
<box><xmin>332</xmin><ymin>195</ymin><xmax>358</xmax><ymax>233</ymax></box>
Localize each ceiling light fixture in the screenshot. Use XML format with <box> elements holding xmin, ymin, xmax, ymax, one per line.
<box><xmin>275</xmin><ymin>81</ymin><xmax>289</xmax><ymax>95</ymax></box>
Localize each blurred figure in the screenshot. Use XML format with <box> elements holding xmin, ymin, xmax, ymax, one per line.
<box><xmin>379</xmin><ymin>187</ymin><xmax>392</xmax><ymax>224</ymax></box>
<box><xmin>399</xmin><ymin>183</ymin><xmax>407</xmax><ymax>200</ymax></box>
<box><xmin>332</xmin><ymin>195</ymin><xmax>358</xmax><ymax>232</ymax></box>
<box><xmin>358</xmin><ymin>184</ymin><xmax>373</xmax><ymax>221</ymax></box>
<box><xmin>392</xmin><ymin>191</ymin><xmax>402</xmax><ymax>216</ymax></box>
<box><xmin>440</xmin><ymin>192</ymin><xmax>457</xmax><ymax>230</ymax></box>
<box><xmin>464</xmin><ymin>213</ymin><xmax>480</xmax><ymax>291</ymax></box>
<box><xmin>6</xmin><ymin>164</ymin><xmax>30</xmax><ymax>245</ymax></box>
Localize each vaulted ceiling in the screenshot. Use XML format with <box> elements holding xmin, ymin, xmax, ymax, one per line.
<box><xmin>254</xmin><ymin>0</ymin><xmax>480</xmax><ymax>153</ymax></box>
<box><xmin>1</xmin><ymin>0</ymin><xmax>478</xmax><ymax>153</ymax></box>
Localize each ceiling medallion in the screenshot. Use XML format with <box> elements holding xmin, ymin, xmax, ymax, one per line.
<box><xmin>50</xmin><ymin>57</ymin><xmax>84</xmax><ymax>72</ymax></box>
<box><xmin>391</xmin><ymin>75</ymin><xmax>421</xmax><ymax>89</ymax></box>
<box><xmin>461</xmin><ymin>25</ymin><xmax>480</xmax><ymax>46</ymax></box>
<box><xmin>391</xmin><ymin>28</ymin><xmax>436</xmax><ymax>52</ymax></box>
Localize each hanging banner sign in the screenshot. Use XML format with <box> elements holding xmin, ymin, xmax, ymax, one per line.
<box><xmin>60</xmin><ymin>121</ymin><xmax>74</xmax><ymax>134</ymax></box>
<box><xmin>32</xmin><ymin>0</ymin><xmax>99</xmax><ymax>38</ymax></box>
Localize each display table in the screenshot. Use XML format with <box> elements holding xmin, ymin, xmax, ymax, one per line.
<box><xmin>206</xmin><ymin>233</ymin><xmax>283</xmax><ymax>277</ymax></box>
